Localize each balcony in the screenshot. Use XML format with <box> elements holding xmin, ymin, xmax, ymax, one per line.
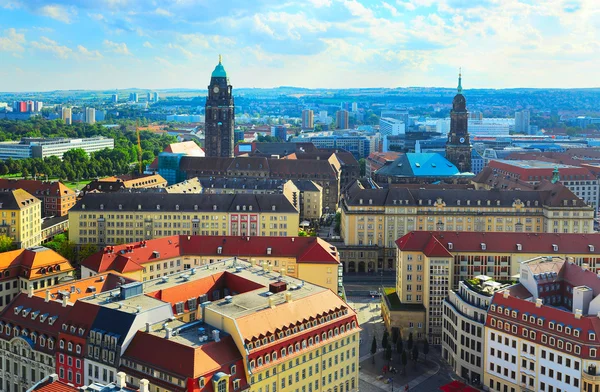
<box><xmin>583</xmin><ymin>368</ymin><xmax>600</xmax><ymax>382</ymax></box>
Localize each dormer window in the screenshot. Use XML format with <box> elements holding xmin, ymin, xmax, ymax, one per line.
<box><xmin>590</xmin><ymin>332</ymin><xmax>596</xmax><ymax>341</ymax></box>
<box><xmin>552</xmin><ymin>244</ymin><xmax>558</xmax><ymax>252</ymax></box>
<box><xmin>481</xmin><ymin>243</ymin><xmax>486</xmax><ymax>250</ymax></box>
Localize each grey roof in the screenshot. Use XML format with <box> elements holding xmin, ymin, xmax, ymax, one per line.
<box><xmin>197</xmin><ymin>177</ymin><xmax>285</xmax><ymax>191</ymax></box>
<box><xmin>72</xmin><ymin>192</ymin><xmax>298</xmax><ymax>213</ymax></box>
<box><xmin>291</xmin><ymin>180</ymin><xmax>321</xmax><ymax>192</ymax></box>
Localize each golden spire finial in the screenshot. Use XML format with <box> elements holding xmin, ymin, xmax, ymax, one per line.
<box><xmin>459</xmin><ymin>67</ymin><xmax>462</xmax><ymax>77</ymax></box>
<box><xmin>219</xmin><ymin>54</ymin><xmax>222</xmax><ymax>64</ymax></box>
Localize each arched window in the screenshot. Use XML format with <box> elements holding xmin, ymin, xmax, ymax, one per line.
<box><xmin>217</xmin><ymin>379</ymin><xmax>227</xmax><ymax>392</ymax></box>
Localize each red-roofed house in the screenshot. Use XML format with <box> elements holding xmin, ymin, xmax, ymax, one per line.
<box><xmin>388</xmin><ymin>231</ymin><xmax>600</xmax><ymax>344</ymax></box>
<box><xmin>81</xmin><ymin>235</ymin><xmax>342</xmax><ymax>294</ymax></box>
<box><xmin>484</xmin><ymin>256</ymin><xmax>600</xmax><ymax>392</ymax></box>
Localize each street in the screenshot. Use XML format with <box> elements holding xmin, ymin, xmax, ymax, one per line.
<box><xmin>345</xmin><ymin>296</ymin><xmax>455</xmax><ymax>392</ymax></box>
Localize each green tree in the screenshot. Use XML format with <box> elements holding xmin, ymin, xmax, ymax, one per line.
<box><xmin>334</xmin><ymin>212</ymin><xmax>341</xmax><ymax>234</ymax></box>
<box><xmin>358</xmin><ymin>158</ymin><xmax>366</xmax><ymax>177</ymax></box>
<box><xmin>396</xmin><ymin>338</ymin><xmax>403</xmax><ymax>354</ymax></box>
<box><xmin>21</xmin><ymin>167</ymin><xmax>29</xmax><ymax>179</ymax></box>
<box><xmin>401</xmin><ymin>351</ymin><xmax>408</xmax><ymax>374</ymax></box>
<box><xmin>422</xmin><ymin>340</ymin><xmax>429</xmax><ymax>361</ymax></box>
<box><xmin>381</xmin><ymin>330</ymin><xmax>389</xmax><ymax>349</ymax></box>
<box><xmin>385</xmin><ymin>342</ymin><xmax>392</xmax><ymax>363</ymax></box>
<box><xmin>407</xmin><ymin>332</ymin><xmax>414</xmax><ymax>351</ymax></box>
<box><xmin>0</xmin><ymin>235</ymin><xmax>14</xmax><ymax>252</ymax></box>
<box><xmin>371</xmin><ymin>336</ymin><xmax>377</xmax><ymax>364</ymax></box>
<box><xmin>412</xmin><ymin>345</ymin><xmax>419</xmax><ymax>368</ymax></box>
<box><xmin>77</xmin><ymin>243</ymin><xmax>98</xmax><ymax>264</ymax></box>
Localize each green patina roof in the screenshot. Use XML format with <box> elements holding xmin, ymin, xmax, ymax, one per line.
<box><xmin>211</xmin><ymin>58</ymin><xmax>227</xmax><ymax>78</ymax></box>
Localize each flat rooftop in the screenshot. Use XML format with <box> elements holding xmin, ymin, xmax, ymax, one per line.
<box><xmin>495</xmin><ymin>159</ymin><xmax>576</xmax><ymax>169</ymax></box>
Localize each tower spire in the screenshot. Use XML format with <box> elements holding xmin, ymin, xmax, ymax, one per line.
<box><xmin>219</xmin><ymin>54</ymin><xmax>222</xmax><ymax>64</ymax></box>
<box><xmin>457</xmin><ymin>68</ymin><xmax>462</xmax><ymax>94</ymax></box>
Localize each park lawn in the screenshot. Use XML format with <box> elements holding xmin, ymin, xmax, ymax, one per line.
<box><xmin>62</xmin><ymin>179</ymin><xmax>91</xmax><ymax>191</ymax></box>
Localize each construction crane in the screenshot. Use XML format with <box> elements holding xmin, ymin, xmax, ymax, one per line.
<box><xmin>136</xmin><ymin>120</ymin><xmax>143</xmax><ymax>174</ymax></box>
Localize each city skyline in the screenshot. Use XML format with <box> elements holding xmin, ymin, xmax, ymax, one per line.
<box><xmin>0</xmin><ymin>0</ymin><xmax>599</xmax><ymax>92</ymax></box>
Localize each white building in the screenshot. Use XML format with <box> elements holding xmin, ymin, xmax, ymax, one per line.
<box><xmin>85</xmin><ymin>108</ymin><xmax>96</xmax><ymax>124</ymax></box>
<box><xmin>379</xmin><ymin>117</ymin><xmax>405</xmax><ymax>136</ymax></box>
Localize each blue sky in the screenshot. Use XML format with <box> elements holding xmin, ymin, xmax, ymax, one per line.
<box><xmin>0</xmin><ymin>0</ymin><xmax>598</xmax><ymax>91</ymax></box>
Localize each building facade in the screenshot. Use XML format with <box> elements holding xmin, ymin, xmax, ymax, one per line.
<box><xmin>445</xmin><ymin>73</ymin><xmax>472</xmax><ymax>172</ymax></box>
<box><xmin>484</xmin><ymin>256</ymin><xmax>600</xmax><ymax>392</ymax></box>
<box><xmin>205</xmin><ymin>57</ymin><xmax>234</xmax><ymax>158</ymax></box>
<box><xmin>0</xmin><ymin>137</ymin><xmax>114</xmax><ymax>161</ymax></box>
<box><xmin>302</xmin><ymin>109</ymin><xmax>314</xmax><ymax>130</ymax></box>
<box><xmin>379</xmin><ymin>118</ymin><xmax>405</xmax><ymax>136</ymax></box>
<box><xmin>390</xmin><ymin>231</ymin><xmax>600</xmax><ymax>345</ymax></box>
<box><xmin>0</xmin><ymin>179</ymin><xmax>77</xmax><ymax>217</ymax></box>
<box><xmin>339</xmin><ymin>180</ymin><xmax>593</xmax><ymax>274</ymax></box>
<box><xmin>0</xmin><ymin>189</ymin><xmax>42</xmax><ymax>248</ymax></box>
<box><xmin>81</xmin><ymin>235</ymin><xmax>343</xmax><ymax>294</ymax></box>
<box><xmin>68</xmin><ymin>192</ymin><xmax>299</xmax><ymax>246</ymax></box>
<box><xmin>336</xmin><ymin>110</ymin><xmax>349</xmax><ymax>129</ymax></box>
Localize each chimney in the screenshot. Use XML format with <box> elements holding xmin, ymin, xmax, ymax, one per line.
<box><xmin>140</xmin><ymin>379</ymin><xmax>149</xmax><ymax>392</ymax></box>
<box><xmin>268</xmin><ymin>297</ymin><xmax>276</xmax><ymax>309</ymax></box>
<box><xmin>583</xmin><ymin>263</ymin><xmax>589</xmax><ymax>271</ymax></box>
<box><xmin>165</xmin><ymin>328</ymin><xmax>172</xmax><ymax>339</ymax></box>
<box><xmin>502</xmin><ymin>290</ymin><xmax>509</xmax><ymax>299</ymax></box>
<box><xmin>212</xmin><ymin>329</ymin><xmax>220</xmax><ymax>342</ymax></box>
<box><xmin>285</xmin><ymin>292</ymin><xmax>293</xmax><ymax>303</ymax></box>
<box><xmin>145</xmin><ymin>322</ymin><xmax>151</xmax><ymax>332</ymax></box>
<box><xmin>116</xmin><ymin>372</ymin><xmax>126</xmax><ymax>388</ymax></box>
<box><xmin>535</xmin><ymin>298</ymin><xmax>543</xmax><ymax>308</ymax></box>
<box><xmin>45</xmin><ymin>290</ymin><xmax>50</xmax><ymax>302</ymax></box>
<box><xmin>62</xmin><ymin>295</ymin><xmax>69</xmax><ymax>307</ymax></box>
<box><xmin>28</xmin><ymin>286</ymin><xmax>34</xmax><ymax>298</ymax></box>
<box><xmin>575</xmin><ymin>309</ymin><xmax>582</xmax><ymax>319</ymax></box>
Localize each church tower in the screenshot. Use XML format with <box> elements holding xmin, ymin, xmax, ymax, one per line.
<box><xmin>205</xmin><ymin>56</ymin><xmax>235</xmax><ymax>158</ymax></box>
<box><xmin>445</xmin><ymin>70</ymin><xmax>472</xmax><ymax>172</ymax></box>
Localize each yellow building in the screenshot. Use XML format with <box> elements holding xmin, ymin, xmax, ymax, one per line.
<box><xmin>0</xmin><ymin>189</ymin><xmax>42</xmax><ymax>248</ymax></box>
<box><xmin>387</xmin><ymin>231</ymin><xmax>600</xmax><ymax>344</ymax></box>
<box><xmin>81</xmin><ymin>235</ymin><xmax>343</xmax><ymax>294</ymax></box>
<box><xmin>339</xmin><ymin>180</ymin><xmax>594</xmax><ymax>273</ymax></box>
<box><xmin>0</xmin><ymin>245</ymin><xmax>74</xmax><ymax>309</ymax></box>
<box><xmin>283</xmin><ymin>179</ymin><xmax>323</xmax><ymax>221</ymax></box>
<box><xmin>69</xmin><ymin>192</ymin><xmax>299</xmax><ymax>245</ymax></box>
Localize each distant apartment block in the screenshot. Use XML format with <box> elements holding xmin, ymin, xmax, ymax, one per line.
<box><xmin>0</xmin><ymin>137</ymin><xmax>114</xmax><ymax>160</ymax></box>
<box><xmin>302</xmin><ymin>109</ymin><xmax>314</xmax><ymax>129</ymax></box>
<box><xmin>379</xmin><ymin>117</ymin><xmax>406</xmax><ymax>136</ymax></box>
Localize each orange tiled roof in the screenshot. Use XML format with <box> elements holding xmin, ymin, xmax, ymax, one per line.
<box><xmin>235</xmin><ymin>290</ymin><xmax>354</xmax><ymax>341</ymax></box>
<box><xmin>34</xmin><ymin>272</ymin><xmax>136</xmax><ymax>302</ymax></box>
<box><xmin>0</xmin><ymin>179</ymin><xmax>75</xmax><ymax>198</ymax></box>
<box><xmin>0</xmin><ymin>247</ymin><xmax>74</xmax><ymax>280</ymax></box>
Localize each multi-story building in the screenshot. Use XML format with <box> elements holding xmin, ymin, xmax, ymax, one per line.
<box><xmin>365</xmin><ymin>152</ymin><xmax>402</xmax><ymax>178</ymax></box>
<box><xmin>162</xmin><ymin>155</ymin><xmax>340</xmax><ymax>213</ymax></box>
<box><xmin>480</xmin><ymin>160</ymin><xmax>600</xmax><ymax>209</ymax></box>
<box><xmin>379</xmin><ymin>117</ymin><xmax>405</xmax><ymax>136</ymax></box>
<box><xmin>61</xmin><ymin>108</ymin><xmax>72</xmax><ymax>125</ymax></box>
<box><xmin>81</xmin><ymin>234</ymin><xmax>342</xmax><ymax>294</ymax></box>
<box><xmin>0</xmin><ymin>137</ymin><xmax>114</xmax><ymax>160</ymax></box>
<box><xmin>0</xmin><ymin>179</ymin><xmax>76</xmax><ymax>217</ymax></box>
<box><xmin>442</xmin><ymin>276</ymin><xmax>509</xmax><ymax>385</ymax></box>
<box><xmin>389</xmin><ymin>231</ymin><xmax>600</xmax><ymax>344</ymax></box>
<box><xmin>302</xmin><ymin>109</ymin><xmax>314</xmax><ymax>130</ymax></box>
<box><xmin>2</xmin><ymin>258</ymin><xmax>360</xmax><ymax>392</ymax></box>
<box><xmin>0</xmin><ymin>189</ymin><xmax>42</xmax><ymax>248</ymax></box>
<box><xmin>81</xmin><ymin>174</ymin><xmax>167</xmax><ymax>195</ymax></box>
<box><xmin>372</xmin><ymin>153</ymin><xmax>465</xmax><ymax>185</ymax></box>
<box><xmin>336</xmin><ymin>110</ymin><xmax>349</xmax><ymax>129</ymax></box>
<box><xmin>283</xmin><ymin>180</ymin><xmax>323</xmax><ymax>221</ymax></box>
<box><xmin>484</xmin><ymin>256</ymin><xmax>600</xmax><ymax>392</ymax></box>
<box><xmin>339</xmin><ymin>179</ymin><xmax>593</xmax><ymax>275</ymax></box>
<box><xmin>294</xmin><ymin>136</ymin><xmax>371</xmax><ymax>160</ymax></box>
<box><xmin>28</xmin><ymin>371</ymin><xmax>141</xmax><ymax>392</ymax></box>
<box><xmin>515</xmin><ymin>109</ymin><xmax>530</xmax><ymax>134</ymax></box>
<box><xmin>0</xmin><ymin>246</ymin><xmax>74</xmax><ymax>309</ymax></box>
<box><xmin>68</xmin><ymin>192</ymin><xmax>299</xmax><ymax>246</ymax></box>
<box><xmin>205</xmin><ymin>56</ymin><xmax>235</xmax><ymax>158</ymax></box>
<box><xmin>85</xmin><ymin>108</ymin><xmax>96</xmax><ymax>124</ymax></box>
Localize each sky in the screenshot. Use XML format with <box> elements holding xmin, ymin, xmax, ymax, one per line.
<box><xmin>0</xmin><ymin>0</ymin><xmax>599</xmax><ymax>92</ymax></box>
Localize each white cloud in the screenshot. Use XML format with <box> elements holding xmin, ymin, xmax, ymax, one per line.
<box><xmin>307</xmin><ymin>0</ymin><xmax>332</xmax><ymax>7</ymax></box>
<box><xmin>38</xmin><ymin>4</ymin><xmax>75</xmax><ymax>23</ymax></box>
<box><xmin>0</xmin><ymin>28</ymin><xmax>25</xmax><ymax>52</ymax></box>
<box><xmin>88</xmin><ymin>13</ymin><xmax>105</xmax><ymax>21</ymax></box>
<box><xmin>382</xmin><ymin>1</ymin><xmax>400</xmax><ymax>16</ymax></box>
<box><xmin>143</xmin><ymin>41</ymin><xmax>153</xmax><ymax>48</ymax></box>
<box><xmin>77</xmin><ymin>45</ymin><xmax>103</xmax><ymax>59</ymax></box>
<box><xmin>103</xmin><ymin>40</ymin><xmax>132</xmax><ymax>55</ymax></box>
<box><xmin>154</xmin><ymin>56</ymin><xmax>173</xmax><ymax>67</ymax></box>
<box><xmin>167</xmin><ymin>43</ymin><xmax>195</xmax><ymax>59</ymax></box>
<box><xmin>31</xmin><ymin>36</ymin><xmax>73</xmax><ymax>59</ymax></box>
<box><xmin>154</xmin><ymin>8</ymin><xmax>172</xmax><ymax>17</ymax></box>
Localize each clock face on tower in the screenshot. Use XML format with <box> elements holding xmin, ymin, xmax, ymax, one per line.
<box><xmin>213</xmin><ymin>86</ymin><xmax>220</xmax><ymax>93</ymax></box>
<box><xmin>460</xmin><ymin>137</ymin><xmax>465</xmax><ymax>144</ymax></box>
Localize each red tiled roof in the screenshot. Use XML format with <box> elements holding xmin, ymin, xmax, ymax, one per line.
<box><xmin>123</xmin><ymin>332</ymin><xmax>242</xmax><ymax>378</ymax></box>
<box><xmin>31</xmin><ymin>378</ymin><xmax>79</xmax><ymax>392</ymax></box>
<box><xmin>396</xmin><ymin>231</ymin><xmax>600</xmax><ymax>255</ymax></box>
<box><xmin>82</xmin><ymin>236</ymin><xmax>340</xmax><ymax>274</ymax></box>
<box><xmin>0</xmin><ymin>179</ymin><xmax>75</xmax><ymax>197</ymax></box>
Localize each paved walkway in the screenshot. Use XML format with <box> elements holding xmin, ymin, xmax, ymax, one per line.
<box><xmin>359</xmin><ymin>356</ymin><xmax>440</xmax><ymax>391</ymax></box>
